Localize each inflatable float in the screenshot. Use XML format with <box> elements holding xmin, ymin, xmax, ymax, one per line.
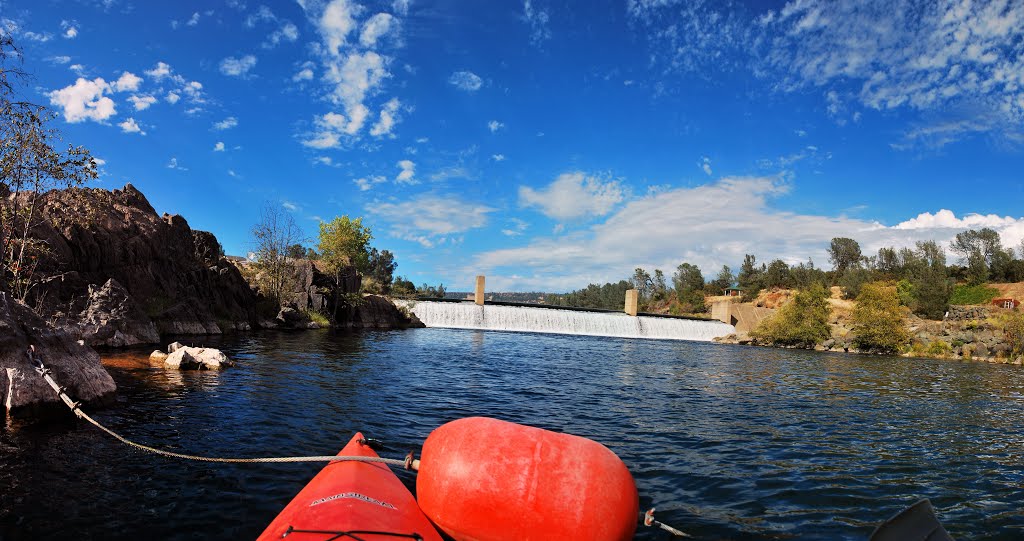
<box><xmin>258</xmin><ymin>417</ymin><xmax>639</xmax><ymax>541</ymax></box>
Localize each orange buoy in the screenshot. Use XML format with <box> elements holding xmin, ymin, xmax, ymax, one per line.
<box><xmin>416</xmin><ymin>417</ymin><xmax>639</xmax><ymax>541</ymax></box>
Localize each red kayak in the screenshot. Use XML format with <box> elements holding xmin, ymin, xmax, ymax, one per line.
<box><xmin>257</xmin><ymin>433</ymin><xmax>443</xmax><ymax>541</ymax></box>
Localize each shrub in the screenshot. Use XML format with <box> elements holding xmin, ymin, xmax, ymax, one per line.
<box><xmin>949</xmin><ymin>284</ymin><xmax>1000</xmax><ymax>305</ymax></box>
<box><xmin>926</xmin><ymin>340</ymin><xmax>951</xmax><ymax>357</ymax></box>
<box><xmin>852</xmin><ymin>282</ymin><xmax>908</xmax><ymax>354</ymax></box>
<box><xmin>750</xmin><ymin>283</ymin><xmax>831</xmax><ymax>348</ymax></box>
<box><xmin>305</xmin><ymin>309</ymin><xmax>330</xmax><ymax>327</ymax></box>
<box><xmin>999</xmin><ymin>310</ymin><xmax>1024</xmax><ymax>355</ymax></box>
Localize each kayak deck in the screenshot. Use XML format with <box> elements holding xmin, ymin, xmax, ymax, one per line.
<box><xmin>257</xmin><ymin>433</ymin><xmax>442</xmax><ymax>541</ymax></box>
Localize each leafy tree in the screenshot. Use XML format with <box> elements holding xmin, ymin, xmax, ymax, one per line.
<box><xmin>763</xmin><ymin>259</ymin><xmax>793</xmax><ymax>289</ymax></box>
<box><xmin>251</xmin><ymin>203</ymin><xmax>304</xmax><ymax>305</ymax></box>
<box><xmin>852</xmin><ymin>282</ymin><xmax>908</xmax><ymax>354</ymax></box>
<box><xmin>790</xmin><ymin>258</ymin><xmax>827</xmax><ymax>289</ymax></box>
<box><xmin>417</xmin><ymin>283</ymin><xmax>447</xmax><ymax>298</ymax></box>
<box><xmin>392</xmin><ymin>275</ymin><xmax>415</xmax><ymax>297</ymax></box>
<box><xmin>673</xmin><ymin>262</ymin><xmax>704</xmax><ymax>294</ymax></box>
<box><xmin>738</xmin><ymin>254</ymin><xmax>763</xmax><ymax>300</ymax></box>
<box><xmin>1</xmin><ymin>37</ymin><xmax>97</xmax><ymax>298</ymax></box>
<box><xmin>839</xmin><ymin>266</ymin><xmax>873</xmax><ymax>299</ymax></box>
<box><xmin>828</xmin><ymin>237</ymin><xmax>863</xmax><ymax>274</ymax></box>
<box><xmin>751</xmin><ymin>283</ymin><xmax>831</xmax><ymax>348</ymax></box>
<box><xmin>652</xmin><ymin>269</ymin><xmax>668</xmax><ymax>300</ymax></box>
<box><xmin>318</xmin><ymin>215</ymin><xmax>373</xmax><ymax>318</ymax></box>
<box><xmin>286</xmin><ymin>243</ymin><xmax>307</xmax><ymax>259</ymax></box>
<box><xmin>910</xmin><ymin>240</ymin><xmax>951</xmax><ymax>319</ymax></box>
<box><xmin>1003</xmin><ymin>310</ymin><xmax>1024</xmax><ymax>356</ymax></box>
<box><xmin>949</xmin><ymin>228</ymin><xmax>1003</xmax><ymax>284</ymax></box>
<box><xmin>711</xmin><ymin>265</ymin><xmax>734</xmax><ymax>294</ymax></box>
<box><xmin>552</xmin><ymin>280</ymin><xmax>634</xmax><ymax>310</ymax></box>
<box><xmin>875</xmin><ymin>247</ymin><xmax>899</xmax><ymax>276</ymax></box>
<box><xmin>631</xmin><ymin>267</ymin><xmax>653</xmax><ymax>300</ymax></box>
<box><xmin>366</xmin><ymin>248</ymin><xmax>396</xmax><ymax>294</ymax></box>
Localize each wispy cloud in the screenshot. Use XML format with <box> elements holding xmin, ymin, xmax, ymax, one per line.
<box><xmin>213</xmin><ymin>116</ymin><xmax>238</xmax><ymax>130</ymax></box>
<box><xmin>449</xmin><ymin>70</ymin><xmax>483</xmax><ymax>92</ymax></box>
<box><xmin>519</xmin><ymin>172</ymin><xmax>626</xmax><ymax>221</ymax></box>
<box><xmin>220</xmin><ymin>55</ymin><xmax>257</xmax><ymax>77</ymax></box>
<box><xmin>368</xmin><ymin>193</ymin><xmax>495</xmax><ymax>247</ymax></box>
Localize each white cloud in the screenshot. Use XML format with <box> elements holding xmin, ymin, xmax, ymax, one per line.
<box><xmin>369</xmin><ymin>193</ymin><xmax>495</xmax><ymax>245</ymax></box>
<box><xmin>118</xmin><ymin>117</ymin><xmax>144</xmax><ymax>134</ymax></box>
<box><xmin>145</xmin><ymin>62</ymin><xmax>173</xmax><ymax>80</ymax></box>
<box><xmin>449</xmin><ymin>70</ymin><xmax>483</xmax><ymax>92</ymax></box>
<box><xmin>319</xmin><ymin>0</ymin><xmax>360</xmax><ymax>55</ymax></box>
<box><xmin>360</xmin><ymin>13</ymin><xmax>396</xmax><ymax>48</ymax></box>
<box><xmin>63</xmin><ymin>26</ymin><xmax>78</xmax><ymax>39</ymax></box>
<box><xmin>488</xmin><ymin>120</ymin><xmax>504</xmax><ymax>132</ymax></box>
<box><xmin>396</xmin><ymin>159</ymin><xmax>416</xmax><ymax>184</ymax></box>
<box><xmin>213</xmin><ymin>116</ymin><xmax>238</xmax><ymax>130</ymax></box>
<box><xmin>186</xmin><ymin>12</ymin><xmax>200</xmax><ymax>26</ymax></box>
<box><xmin>246</xmin><ymin>5</ymin><xmax>276</xmax><ymax>27</ymax></box>
<box><xmin>166</xmin><ymin>92</ymin><xmax>181</xmax><ymax>104</ymax></box>
<box><xmin>48</xmin><ymin>78</ymin><xmax>116</xmax><ymax>123</ymax></box>
<box><xmin>282</xmin><ymin>200</ymin><xmax>299</xmax><ymax>211</ymax></box>
<box><xmin>475</xmin><ymin>177</ymin><xmax>1024</xmax><ymax>291</ymax></box>
<box><xmin>632</xmin><ymin>0</ymin><xmax>1024</xmax><ymax>146</ymax></box>
<box><xmin>354</xmin><ymin>175</ymin><xmax>387</xmax><ymax>191</ymax></box>
<box><xmin>214</xmin><ymin>141</ymin><xmax>225</xmax><ymax>152</ymax></box>
<box><xmin>392</xmin><ymin>0</ymin><xmax>410</xmax><ymax>16</ymax></box>
<box><xmin>370</xmin><ymin>97</ymin><xmax>401</xmax><ymax>137</ymax></box>
<box><xmin>48</xmin><ymin>55</ymin><xmax>72</xmax><ymax>65</ymax></box>
<box><xmin>519</xmin><ymin>172</ymin><xmax>626</xmax><ymax>221</ymax></box>
<box><xmin>112</xmin><ymin>71</ymin><xmax>142</xmax><ymax>92</ymax></box>
<box><xmin>523</xmin><ymin>0</ymin><xmax>551</xmax><ymax>46</ymax></box>
<box><xmin>700</xmin><ymin>156</ymin><xmax>712</xmax><ymax>176</ymax></box>
<box><xmin>128</xmin><ymin>94</ymin><xmax>157</xmax><ymax>111</ymax></box>
<box><xmin>293</xmin><ymin>67</ymin><xmax>315</xmax><ymax>81</ymax></box>
<box><xmin>220</xmin><ymin>55</ymin><xmax>257</xmax><ymax>76</ymax></box>
<box><xmin>492</xmin><ymin>154</ymin><xmax>506</xmax><ymax>162</ymax></box>
<box><xmin>266</xmin><ymin>22</ymin><xmax>299</xmax><ymax>47</ymax></box>
<box><xmin>167</xmin><ymin>157</ymin><xmax>186</xmax><ymax>170</ymax></box>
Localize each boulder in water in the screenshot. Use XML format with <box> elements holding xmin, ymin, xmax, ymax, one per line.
<box><xmin>163</xmin><ymin>346</ymin><xmax>232</xmax><ymax>370</ymax></box>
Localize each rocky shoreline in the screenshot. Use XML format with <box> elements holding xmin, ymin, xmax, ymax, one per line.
<box><xmin>1</xmin><ymin>184</ymin><xmax>421</xmax><ymax>420</ymax></box>
<box><xmin>716</xmin><ymin>304</ymin><xmax>1024</xmax><ymax>365</ymax></box>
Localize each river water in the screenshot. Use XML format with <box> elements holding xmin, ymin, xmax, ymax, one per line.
<box><xmin>2</xmin><ymin>328</ymin><xmax>1023</xmax><ymax>540</ymax></box>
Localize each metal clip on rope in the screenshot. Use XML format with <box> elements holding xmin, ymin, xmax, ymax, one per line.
<box><xmin>644</xmin><ymin>508</ymin><xmax>692</xmax><ymax>537</ymax></box>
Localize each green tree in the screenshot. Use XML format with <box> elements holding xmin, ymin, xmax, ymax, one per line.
<box><xmin>631</xmin><ymin>267</ymin><xmax>653</xmax><ymax>301</ymax></box>
<box><xmin>286</xmin><ymin>243</ymin><xmax>306</xmax><ymax>259</ymax></box>
<box><xmin>750</xmin><ymin>283</ymin><xmax>831</xmax><ymax>348</ymax></box>
<box><xmin>652</xmin><ymin>269</ymin><xmax>668</xmax><ymax>300</ymax></box>
<box><xmin>950</xmin><ymin>228</ymin><xmax>1004</xmax><ymax>284</ymax></box>
<box><xmin>366</xmin><ymin>248</ymin><xmax>396</xmax><ymax>294</ymax></box>
<box><xmin>318</xmin><ymin>215</ymin><xmax>373</xmax><ymax>320</ymax></box>
<box><xmin>673</xmin><ymin>262</ymin><xmax>704</xmax><ymax>293</ymax></box>
<box><xmin>910</xmin><ymin>240</ymin><xmax>951</xmax><ymax>319</ymax></box>
<box><xmin>839</xmin><ymin>265</ymin><xmax>873</xmax><ymax>299</ymax></box>
<box><xmin>763</xmin><ymin>259</ymin><xmax>793</xmax><ymax>289</ymax></box>
<box><xmin>711</xmin><ymin>265</ymin><xmax>734</xmax><ymax>294</ymax></box>
<box><xmin>852</xmin><ymin>282</ymin><xmax>908</xmax><ymax>354</ymax></box>
<box><xmin>828</xmin><ymin>237</ymin><xmax>863</xmax><ymax>274</ymax></box>
<box><xmin>738</xmin><ymin>254</ymin><xmax>763</xmax><ymax>300</ymax></box>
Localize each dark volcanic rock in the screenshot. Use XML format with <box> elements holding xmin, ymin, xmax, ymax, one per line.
<box><xmin>67</xmin><ymin>278</ymin><xmax>160</xmax><ymax>347</ymax></box>
<box><xmin>0</xmin><ymin>292</ymin><xmax>116</xmax><ymax>419</ymax></box>
<box><xmin>343</xmin><ymin>295</ymin><xmax>424</xmax><ymax>329</ymax></box>
<box><xmin>16</xmin><ymin>184</ymin><xmax>258</xmax><ymax>335</ymax></box>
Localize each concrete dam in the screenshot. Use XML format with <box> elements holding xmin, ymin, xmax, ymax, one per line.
<box><xmin>405</xmin><ymin>301</ymin><xmax>735</xmax><ymax>342</ymax></box>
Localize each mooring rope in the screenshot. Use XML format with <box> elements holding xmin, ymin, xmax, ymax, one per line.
<box><xmin>26</xmin><ymin>347</ymin><xmax>411</xmax><ymax>467</ymax></box>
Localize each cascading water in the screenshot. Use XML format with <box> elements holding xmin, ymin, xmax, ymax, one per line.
<box><xmin>404</xmin><ymin>301</ymin><xmax>735</xmax><ymax>341</ymax></box>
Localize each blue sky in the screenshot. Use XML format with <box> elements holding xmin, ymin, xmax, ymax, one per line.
<box><xmin>2</xmin><ymin>0</ymin><xmax>1024</xmax><ymax>291</ymax></box>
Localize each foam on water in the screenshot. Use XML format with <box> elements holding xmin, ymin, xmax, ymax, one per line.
<box><xmin>404</xmin><ymin>301</ymin><xmax>735</xmax><ymax>341</ymax></box>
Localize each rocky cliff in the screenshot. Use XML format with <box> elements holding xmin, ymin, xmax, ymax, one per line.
<box><xmin>14</xmin><ymin>184</ymin><xmax>259</xmax><ymax>343</ymax></box>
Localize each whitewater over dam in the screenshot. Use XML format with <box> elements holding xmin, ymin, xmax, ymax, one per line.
<box><xmin>404</xmin><ymin>301</ymin><xmax>735</xmax><ymax>342</ymax></box>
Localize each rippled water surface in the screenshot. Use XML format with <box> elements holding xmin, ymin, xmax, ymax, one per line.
<box><xmin>3</xmin><ymin>328</ymin><xmax>1024</xmax><ymax>540</ymax></box>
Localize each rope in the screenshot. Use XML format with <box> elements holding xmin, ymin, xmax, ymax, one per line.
<box><xmin>26</xmin><ymin>347</ymin><xmax>409</xmax><ymax>467</ymax></box>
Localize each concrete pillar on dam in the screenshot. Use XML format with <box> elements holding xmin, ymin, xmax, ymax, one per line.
<box><xmin>624</xmin><ymin>289</ymin><xmax>638</xmax><ymax>316</ymax></box>
<box><xmin>475</xmin><ymin>275</ymin><xmax>485</xmax><ymax>305</ymax></box>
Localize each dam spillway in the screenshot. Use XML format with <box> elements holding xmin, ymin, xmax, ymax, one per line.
<box><xmin>404</xmin><ymin>301</ymin><xmax>735</xmax><ymax>342</ymax></box>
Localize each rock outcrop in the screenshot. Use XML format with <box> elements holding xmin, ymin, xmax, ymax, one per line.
<box><xmin>65</xmin><ymin>278</ymin><xmax>160</xmax><ymax>347</ymax></box>
<box><xmin>14</xmin><ymin>184</ymin><xmax>259</xmax><ymax>337</ymax></box>
<box><xmin>343</xmin><ymin>295</ymin><xmax>425</xmax><ymax>329</ymax></box>
<box><xmin>0</xmin><ymin>292</ymin><xmax>116</xmax><ymax>419</ymax></box>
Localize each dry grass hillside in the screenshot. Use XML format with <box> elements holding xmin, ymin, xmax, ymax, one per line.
<box><xmin>990</xmin><ymin>283</ymin><xmax>1024</xmax><ymax>301</ymax></box>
